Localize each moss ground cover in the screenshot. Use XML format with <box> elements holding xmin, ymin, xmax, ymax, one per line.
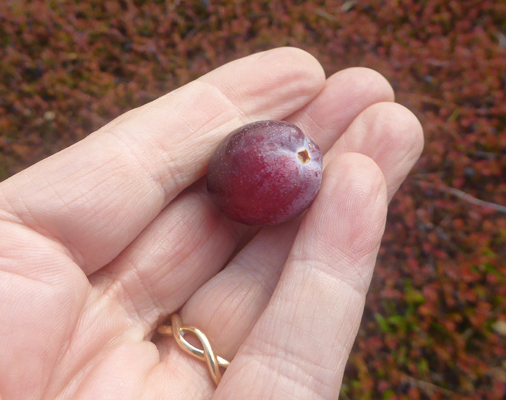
<box><xmin>1</xmin><ymin>0</ymin><xmax>505</xmax><ymax>398</ymax></box>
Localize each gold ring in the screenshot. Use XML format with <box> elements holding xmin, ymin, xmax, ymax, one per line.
<box><xmin>158</xmin><ymin>314</ymin><xmax>230</xmax><ymax>385</ymax></box>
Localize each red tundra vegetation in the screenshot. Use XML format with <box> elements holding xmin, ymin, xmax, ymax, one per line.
<box><xmin>1</xmin><ymin>1</ymin><xmax>505</xmax><ymax>398</ymax></box>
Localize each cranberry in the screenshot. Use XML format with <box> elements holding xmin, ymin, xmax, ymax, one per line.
<box><xmin>207</xmin><ymin>121</ymin><xmax>323</xmax><ymax>225</ymax></box>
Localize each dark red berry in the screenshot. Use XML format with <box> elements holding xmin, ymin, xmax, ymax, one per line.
<box><xmin>207</xmin><ymin>120</ymin><xmax>323</xmax><ymax>225</ymax></box>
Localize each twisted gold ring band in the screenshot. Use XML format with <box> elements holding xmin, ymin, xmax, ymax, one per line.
<box><xmin>158</xmin><ymin>314</ymin><xmax>230</xmax><ymax>385</ymax></box>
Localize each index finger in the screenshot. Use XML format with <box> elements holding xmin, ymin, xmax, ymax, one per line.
<box><xmin>0</xmin><ymin>47</ymin><xmax>325</xmax><ymax>275</ymax></box>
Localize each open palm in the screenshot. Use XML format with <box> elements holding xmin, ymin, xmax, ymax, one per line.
<box><xmin>0</xmin><ymin>48</ymin><xmax>423</xmax><ymax>400</ymax></box>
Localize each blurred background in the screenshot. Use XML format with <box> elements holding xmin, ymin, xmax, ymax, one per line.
<box><xmin>0</xmin><ymin>0</ymin><xmax>505</xmax><ymax>398</ymax></box>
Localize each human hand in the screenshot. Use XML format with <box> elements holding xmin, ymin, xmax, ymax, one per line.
<box><xmin>0</xmin><ymin>48</ymin><xmax>423</xmax><ymax>399</ymax></box>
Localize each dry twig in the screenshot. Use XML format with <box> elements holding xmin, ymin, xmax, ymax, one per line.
<box><xmin>403</xmin><ymin>375</ymin><xmax>458</xmax><ymax>398</ymax></box>
<box><xmin>414</xmin><ymin>180</ymin><xmax>506</xmax><ymax>214</ymax></box>
<box><xmin>440</xmin><ymin>186</ymin><xmax>506</xmax><ymax>214</ymax></box>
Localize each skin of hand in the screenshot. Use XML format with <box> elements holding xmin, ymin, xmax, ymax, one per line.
<box><xmin>0</xmin><ymin>47</ymin><xmax>423</xmax><ymax>400</ymax></box>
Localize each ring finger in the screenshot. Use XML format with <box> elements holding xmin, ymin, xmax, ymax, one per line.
<box><xmin>156</xmin><ymin>71</ymin><xmax>422</xmax><ymax>389</ymax></box>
